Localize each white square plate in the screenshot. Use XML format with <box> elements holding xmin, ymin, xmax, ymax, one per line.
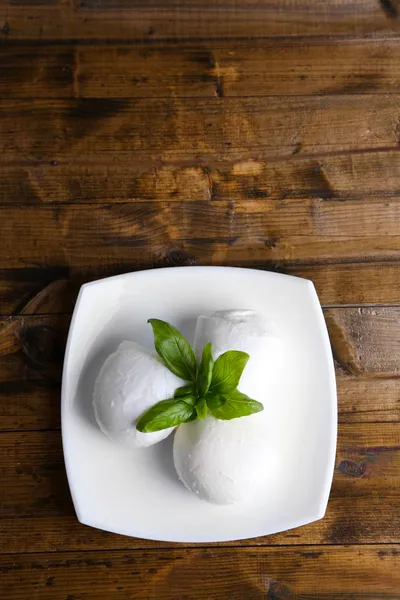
<box><xmin>62</xmin><ymin>267</ymin><xmax>337</xmax><ymax>542</ymax></box>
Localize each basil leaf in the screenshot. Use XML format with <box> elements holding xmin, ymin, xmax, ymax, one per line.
<box><xmin>174</xmin><ymin>383</ymin><xmax>196</xmax><ymax>398</ymax></box>
<box><xmin>136</xmin><ymin>398</ymin><xmax>194</xmax><ymax>433</ymax></box>
<box><xmin>148</xmin><ymin>319</ymin><xmax>197</xmax><ymax>381</ymax></box>
<box><xmin>177</xmin><ymin>394</ymin><xmax>197</xmax><ymax>407</ymax></box>
<box><xmin>206</xmin><ymin>394</ymin><xmax>227</xmax><ymax>412</ymax></box>
<box><xmin>207</xmin><ymin>389</ymin><xmax>264</xmax><ymax>420</ymax></box>
<box><xmin>196</xmin><ymin>397</ymin><xmax>208</xmax><ymax>419</ymax></box>
<box><xmin>197</xmin><ymin>342</ymin><xmax>214</xmax><ymax>397</ymax></box>
<box><xmin>209</xmin><ymin>350</ymin><xmax>249</xmax><ymax>394</ymax></box>
<box><xmin>185</xmin><ymin>411</ymin><xmax>197</xmax><ymax>422</ymax></box>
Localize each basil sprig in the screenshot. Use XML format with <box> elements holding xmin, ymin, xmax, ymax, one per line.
<box><xmin>136</xmin><ymin>319</ymin><xmax>264</xmax><ymax>433</ymax></box>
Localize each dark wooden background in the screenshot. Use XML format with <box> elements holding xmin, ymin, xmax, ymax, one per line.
<box><xmin>1</xmin><ymin>1</ymin><xmax>400</xmax><ymax>598</ymax></box>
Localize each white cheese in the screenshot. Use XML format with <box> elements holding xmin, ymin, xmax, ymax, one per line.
<box><xmin>93</xmin><ymin>341</ymin><xmax>184</xmax><ymax>449</ymax></box>
<box><xmin>173</xmin><ymin>310</ymin><xmax>281</xmax><ymax>504</ymax></box>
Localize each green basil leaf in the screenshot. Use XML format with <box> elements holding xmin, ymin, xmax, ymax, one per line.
<box><xmin>136</xmin><ymin>398</ymin><xmax>195</xmax><ymax>433</ymax></box>
<box><xmin>185</xmin><ymin>411</ymin><xmax>197</xmax><ymax>422</ymax></box>
<box><xmin>148</xmin><ymin>319</ymin><xmax>197</xmax><ymax>381</ymax></box>
<box><xmin>177</xmin><ymin>394</ymin><xmax>197</xmax><ymax>407</ymax></box>
<box><xmin>174</xmin><ymin>383</ymin><xmax>197</xmax><ymax>399</ymax></box>
<box><xmin>196</xmin><ymin>397</ymin><xmax>208</xmax><ymax>419</ymax></box>
<box><xmin>207</xmin><ymin>389</ymin><xmax>264</xmax><ymax>420</ymax></box>
<box><xmin>197</xmin><ymin>342</ymin><xmax>214</xmax><ymax>397</ymax></box>
<box><xmin>209</xmin><ymin>350</ymin><xmax>249</xmax><ymax>394</ymax></box>
<box><xmin>206</xmin><ymin>394</ymin><xmax>227</xmax><ymax>412</ymax></box>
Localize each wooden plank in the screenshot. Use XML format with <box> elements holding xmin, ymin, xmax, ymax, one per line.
<box><xmin>331</xmin><ymin>422</ymin><xmax>400</xmax><ymax>498</ymax></box>
<box><xmin>0</xmin><ymin>426</ymin><xmax>399</xmax><ymax>553</ymax></box>
<box><xmin>0</xmin><ymin>200</ymin><xmax>399</xmax><ymax>308</ymax></box>
<box><xmin>72</xmin><ymin>0</ymin><xmax>400</xmax><ymax>10</ymax></box>
<box><xmin>336</xmin><ymin>377</ymin><xmax>400</xmax><ymax>423</ymax></box>
<box><xmin>325</xmin><ymin>307</ymin><xmax>400</xmax><ymax>375</ymax></box>
<box><xmin>1</xmin><ymin>546</ymin><xmax>399</xmax><ymax>600</ymax></box>
<box><xmin>0</xmin><ymin>47</ymin><xmax>75</xmax><ymax>100</ymax></box>
<box><xmin>2</xmin><ymin>1</ymin><xmax>400</xmax><ymax>41</ymax></box>
<box><xmin>2</xmin><ymin>150</ymin><xmax>400</xmax><ymax>204</ymax></box>
<box><xmin>1</xmin><ymin>96</ymin><xmax>400</xmax><ymax>162</ymax></box>
<box><xmin>213</xmin><ymin>38</ymin><xmax>400</xmax><ymax>97</ymax></box>
<box><xmin>286</xmin><ymin>263</ymin><xmax>400</xmax><ymax>306</ymax></box>
<box><xmin>1</xmin><ymin>310</ymin><xmax>399</xmax><ymax>431</ymax></box>
<box><xmin>0</xmin><ymin>164</ymin><xmax>217</xmax><ymax>203</ymax></box>
<box><xmin>1</xmin><ymin>201</ymin><xmax>400</xmax><ymax>268</ymax></box>
<box><xmin>1</xmin><ymin>262</ymin><xmax>400</xmax><ymax>313</ymax></box>
<box><xmin>4</xmin><ymin>40</ymin><xmax>400</xmax><ymax>99</ymax></box>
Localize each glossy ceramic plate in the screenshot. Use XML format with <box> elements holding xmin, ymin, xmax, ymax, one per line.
<box><xmin>62</xmin><ymin>267</ymin><xmax>337</xmax><ymax>542</ymax></box>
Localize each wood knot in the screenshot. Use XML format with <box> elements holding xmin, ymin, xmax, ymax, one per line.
<box><xmin>337</xmin><ymin>459</ymin><xmax>366</xmax><ymax>478</ymax></box>
<box><xmin>248</xmin><ymin>188</ymin><xmax>269</xmax><ymax>199</ymax></box>
<box><xmin>166</xmin><ymin>250</ymin><xmax>197</xmax><ymax>267</ymax></box>
<box><xmin>379</xmin><ymin>0</ymin><xmax>398</xmax><ymax>19</ymax></box>
<box><xmin>268</xmin><ymin>580</ymin><xmax>294</xmax><ymax>599</ymax></box>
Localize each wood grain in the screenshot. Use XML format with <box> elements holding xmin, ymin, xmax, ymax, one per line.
<box><xmin>1</xmin><ymin>201</ymin><xmax>400</xmax><ymax>264</ymax></box>
<box><xmin>0</xmin><ymin>271</ymin><xmax>77</xmax><ymax>316</ymax></box>
<box><xmin>286</xmin><ymin>263</ymin><xmax>400</xmax><ymax>306</ymax></box>
<box><xmin>336</xmin><ymin>377</ymin><xmax>400</xmax><ymax>423</ymax></box>
<box><xmin>2</xmin><ymin>149</ymin><xmax>400</xmax><ymax>204</ymax></box>
<box><xmin>2</xmin><ymin>262</ymin><xmax>400</xmax><ymax>313</ymax></box>
<box><xmin>1</xmin><ymin>95</ymin><xmax>400</xmax><ymax>163</ymax></box>
<box><xmin>1</xmin><ymin>310</ymin><xmax>399</xmax><ymax>431</ymax></box>
<box><xmin>2</xmin><ymin>0</ymin><xmax>400</xmax><ymax>41</ymax></box>
<box><xmin>1</xmin><ymin>546</ymin><xmax>399</xmax><ymax>600</ymax></box>
<box><xmin>0</xmin><ymin>426</ymin><xmax>399</xmax><ymax>553</ymax></box>
<box><xmin>0</xmin><ymin>315</ymin><xmax>69</xmax><ymax>430</ymax></box>
<box><xmin>0</xmin><ymin>201</ymin><xmax>400</xmax><ymax>311</ymax></box>
<box><xmin>326</xmin><ymin>307</ymin><xmax>400</xmax><ymax>375</ymax></box>
<box><xmin>4</xmin><ymin>40</ymin><xmax>400</xmax><ymax>99</ymax></box>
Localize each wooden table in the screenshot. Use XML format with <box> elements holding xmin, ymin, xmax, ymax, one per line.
<box><xmin>1</xmin><ymin>1</ymin><xmax>400</xmax><ymax>598</ymax></box>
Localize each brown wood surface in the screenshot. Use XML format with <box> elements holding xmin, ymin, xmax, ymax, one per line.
<box><xmin>2</xmin><ymin>96</ymin><xmax>400</xmax><ymax>162</ymax></box>
<box><xmin>4</xmin><ymin>40</ymin><xmax>400</xmax><ymax>100</ymax></box>
<box><xmin>1</xmin><ymin>546</ymin><xmax>400</xmax><ymax>600</ymax></box>
<box><xmin>2</xmin><ymin>149</ymin><xmax>400</xmax><ymax>203</ymax></box>
<box><xmin>3</xmin><ymin>0</ymin><xmax>400</xmax><ymax>41</ymax></box>
<box><xmin>1</xmin><ymin>0</ymin><xmax>400</xmax><ymax>598</ymax></box>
